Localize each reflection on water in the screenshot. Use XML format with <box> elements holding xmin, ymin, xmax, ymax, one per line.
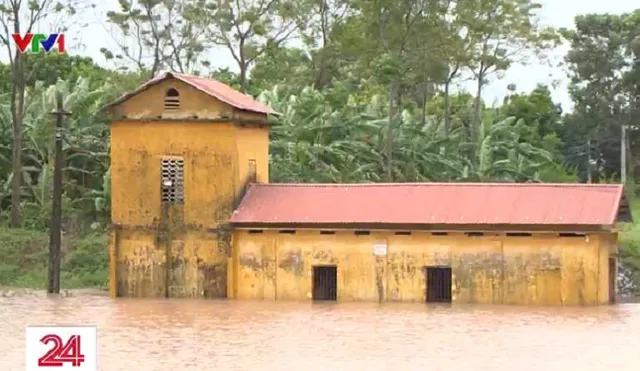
<box><xmin>1</xmin><ymin>292</ymin><xmax>640</xmax><ymax>370</ymax></box>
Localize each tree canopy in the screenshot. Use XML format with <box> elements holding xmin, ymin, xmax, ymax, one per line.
<box><xmin>0</xmin><ymin>2</ymin><xmax>638</xmax><ymax>228</ymax></box>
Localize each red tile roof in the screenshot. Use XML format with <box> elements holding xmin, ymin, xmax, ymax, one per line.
<box><xmin>230</xmin><ymin>183</ymin><xmax>631</xmax><ymax>228</ymax></box>
<box><xmin>104</xmin><ymin>72</ymin><xmax>277</xmax><ymax>115</ymax></box>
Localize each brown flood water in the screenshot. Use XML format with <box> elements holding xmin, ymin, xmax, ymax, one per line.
<box><xmin>1</xmin><ymin>292</ymin><xmax>640</xmax><ymax>371</ymax></box>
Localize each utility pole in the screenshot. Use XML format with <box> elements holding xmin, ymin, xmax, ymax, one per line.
<box><xmin>47</xmin><ymin>92</ymin><xmax>70</xmax><ymax>294</ymax></box>
<box><xmin>587</xmin><ymin>137</ymin><xmax>592</xmax><ymax>183</ymax></box>
<box><xmin>621</xmin><ymin>124</ymin><xmax>627</xmax><ymax>186</ymax></box>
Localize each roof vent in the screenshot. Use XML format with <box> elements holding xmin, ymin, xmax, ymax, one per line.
<box><xmin>164</xmin><ymin>88</ymin><xmax>180</xmax><ymax>111</ymax></box>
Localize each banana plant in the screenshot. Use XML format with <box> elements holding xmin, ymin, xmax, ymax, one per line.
<box><xmin>0</xmin><ymin>76</ymin><xmax>119</xmax><ymax>226</ymax></box>
<box><xmin>263</xmin><ymin>83</ymin><xmax>556</xmax><ymax>184</ymax></box>
<box><xmin>92</xmin><ymin>167</ymin><xmax>111</xmax><ymax>215</ymax></box>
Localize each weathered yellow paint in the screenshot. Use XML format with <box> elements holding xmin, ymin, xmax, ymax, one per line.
<box><xmin>113</xmin><ymin>229</ymin><xmax>166</xmax><ymax>297</ymax></box>
<box><xmin>235</xmin><ymin>125</ymin><xmax>270</xmax><ymax>186</ymax></box>
<box><xmin>110</xmin><ymin>79</ymin><xmax>231</xmax><ymax>120</ymax></box>
<box><xmin>111</xmin><ymin>121</ymin><xmax>236</xmax><ymax>227</ymax></box>
<box><xmin>108</xmin><ymin>76</ymin><xmax>269</xmax><ymax>298</ymax></box>
<box><xmin>598</xmin><ymin>233</ymin><xmax>619</xmax><ymax>303</ymax></box>
<box><xmin>231</xmin><ymin>230</ymin><xmax>618</xmax><ymax>305</ymax></box>
<box><xmin>108</xmin><ymin>75</ymin><xmax>621</xmax><ymax>305</ymax></box>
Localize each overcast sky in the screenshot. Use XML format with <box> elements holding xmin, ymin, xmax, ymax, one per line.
<box><xmin>8</xmin><ymin>0</ymin><xmax>640</xmax><ymax>112</ymax></box>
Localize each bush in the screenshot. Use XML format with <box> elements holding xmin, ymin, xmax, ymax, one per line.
<box><xmin>619</xmin><ymin>198</ymin><xmax>640</xmax><ymax>290</ymax></box>
<box><xmin>0</xmin><ymin>228</ymin><xmax>49</xmax><ymax>287</ymax></box>
<box><xmin>61</xmin><ymin>233</ymin><xmax>109</xmax><ymax>289</ymax></box>
<box><xmin>0</xmin><ymin>228</ymin><xmax>108</xmax><ymax>289</ymax></box>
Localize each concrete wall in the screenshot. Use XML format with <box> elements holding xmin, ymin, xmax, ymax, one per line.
<box><xmin>108</xmin><ymin>77</ymin><xmax>269</xmax><ymax>298</ymax></box>
<box><xmin>230</xmin><ymin>229</ymin><xmax>617</xmax><ymax>305</ymax></box>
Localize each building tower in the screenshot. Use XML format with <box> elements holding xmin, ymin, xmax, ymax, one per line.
<box><xmin>104</xmin><ymin>72</ymin><xmax>274</xmax><ymax>298</ymax></box>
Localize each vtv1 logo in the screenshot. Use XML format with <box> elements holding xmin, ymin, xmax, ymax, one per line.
<box><xmin>26</xmin><ymin>326</ymin><xmax>97</xmax><ymax>370</ymax></box>
<box><xmin>12</xmin><ymin>33</ymin><xmax>65</xmax><ymax>53</ymax></box>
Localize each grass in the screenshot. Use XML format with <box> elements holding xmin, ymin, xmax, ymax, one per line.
<box><xmin>0</xmin><ymin>228</ymin><xmax>108</xmax><ymax>290</ymax></box>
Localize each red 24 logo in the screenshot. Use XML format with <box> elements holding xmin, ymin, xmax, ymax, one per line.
<box><xmin>38</xmin><ymin>334</ymin><xmax>85</xmax><ymax>367</ymax></box>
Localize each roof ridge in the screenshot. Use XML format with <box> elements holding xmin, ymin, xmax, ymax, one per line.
<box><xmin>103</xmin><ymin>71</ymin><xmax>276</xmax><ymax>115</ymax></box>
<box><xmin>171</xmin><ymin>72</ymin><xmax>209</xmax><ymax>80</ymax></box>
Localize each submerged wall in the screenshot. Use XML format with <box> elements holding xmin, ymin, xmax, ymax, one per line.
<box><xmin>230</xmin><ymin>229</ymin><xmax>618</xmax><ymax>305</ymax></box>
<box><xmin>110</xmin><ymin>228</ymin><xmax>229</xmax><ymax>297</ymax></box>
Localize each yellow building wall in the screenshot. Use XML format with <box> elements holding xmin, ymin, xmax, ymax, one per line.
<box><xmin>110</xmin><ymin>121</ymin><xmax>239</xmax><ymax>227</ymax></box>
<box><xmin>108</xmin><ymin>77</ymin><xmax>270</xmax><ymax>298</ymax></box>
<box><xmin>598</xmin><ymin>233</ymin><xmax>619</xmax><ymax>303</ymax></box>
<box><xmin>110</xmin><ymin>79</ymin><xmax>232</xmax><ymax>120</ymax></box>
<box><xmin>230</xmin><ymin>230</ymin><xmax>617</xmax><ymax>305</ymax></box>
<box><xmin>236</xmin><ymin>125</ymin><xmax>270</xmax><ymax>187</ymax></box>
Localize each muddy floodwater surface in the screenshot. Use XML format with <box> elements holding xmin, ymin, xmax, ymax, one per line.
<box><xmin>1</xmin><ymin>291</ymin><xmax>640</xmax><ymax>370</ymax></box>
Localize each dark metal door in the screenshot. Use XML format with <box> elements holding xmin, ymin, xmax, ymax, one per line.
<box><xmin>313</xmin><ymin>266</ymin><xmax>337</xmax><ymax>300</ymax></box>
<box><xmin>426</xmin><ymin>267</ymin><xmax>452</xmax><ymax>303</ymax></box>
<box><xmin>609</xmin><ymin>257</ymin><xmax>616</xmax><ymax>304</ymax></box>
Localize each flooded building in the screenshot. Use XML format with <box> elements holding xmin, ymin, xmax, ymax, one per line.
<box><xmin>106</xmin><ymin>73</ymin><xmax>632</xmax><ymax>305</ymax></box>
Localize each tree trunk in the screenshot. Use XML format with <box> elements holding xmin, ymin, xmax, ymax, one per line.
<box><xmin>10</xmin><ymin>50</ymin><xmax>24</xmax><ymax>227</ymax></box>
<box><xmin>313</xmin><ymin>51</ymin><xmax>333</xmax><ymax>90</ymax></box>
<box><xmin>239</xmin><ymin>63</ymin><xmax>247</xmax><ymax>93</ymax></box>
<box><xmin>471</xmin><ymin>66</ymin><xmax>484</xmax><ymax>167</ymax></box>
<box><xmin>621</xmin><ymin>123</ymin><xmax>627</xmax><ymax>185</ymax></box>
<box><xmin>421</xmin><ymin>78</ymin><xmax>428</xmax><ymax>127</ymax></box>
<box><xmin>386</xmin><ymin>79</ymin><xmax>398</xmax><ymax>181</ymax></box>
<box><xmin>625</xmin><ymin>106</ymin><xmax>635</xmax><ymax>196</ymax></box>
<box><xmin>444</xmin><ymin>80</ymin><xmax>451</xmax><ymax>135</ymax></box>
<box><xmin>625</xmin><ymin>127</ymin><xmax>632</xmax><ymax>190</ymax></box>
<box><xmin>444</xmin><ymin>62</ymin><xmax>459</xmax><ymax>137</ymax></box>
<box><xmin>473</xmin><ymin>67</ymin><xmax>484</xmax><ymax>141</ymax></box>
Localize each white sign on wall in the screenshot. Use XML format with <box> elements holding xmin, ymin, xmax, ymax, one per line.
<box><xmin>373</xmin><ymin>242</ymin><xmax>387</xmax><ymax>256</ymax></box>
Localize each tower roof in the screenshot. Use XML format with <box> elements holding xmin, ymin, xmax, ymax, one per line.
<box><xmin>104</xmin><ymin>71</ymin><xmax>278</xmax><ymax>115</ymax></box>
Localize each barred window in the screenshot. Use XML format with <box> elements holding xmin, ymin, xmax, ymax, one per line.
<box><xmin>161</xmin><ymin>157</ymin><xmax>184</xmax><ymax>203</ymax></box>
<box><xmin>164</xmin><ymin>88</ymin><xmax>180</xmax><ymax>111</ymax></box>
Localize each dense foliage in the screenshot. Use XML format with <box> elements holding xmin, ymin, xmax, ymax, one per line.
<box><xmin>0</xmin><ymin>1</ymin><xmax>638</xmax><ymax>290</ymax></box>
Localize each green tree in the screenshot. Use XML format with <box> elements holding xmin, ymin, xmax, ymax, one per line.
<box><xmin>0</xmin><ymin>0</ymin><xmax>83</xmax><ymax>227</ymax></box>
<box><xmin>249</xmin><ymin>46</ymin><xmax>314</xmax><ymax>95</ymax></box>
<box><xmin>187</xmin><ymin>0</ymin><xmax>308</xmax><ymax>91</ymax></box>
<box><xmin>561</xmin><ymin>12</ymin><xmax>640</xmax><ymax>183</ymax></box>
<box><xmin>0</xmin><ymin>53</ymin><xmax>119</xmax><ymax>93</ymax></box>
<box><xmin>351</xmin><ymin>0</ymin><xmax>431</xmax><ymax>180</ymax></box>
<box><xmin>0</xmin><ymin>77</ymin><xmax>122</xmax><ymax>228</ymax></box>
<box><xmin>301</xmin><ymin>0</ymin><xmax>352</xmax><ymax>89</ymax></box>
<box><xmin>105</xmin><ymin>0</ymin><xmax>206</xmax><ymax>77</ymax></box>
<box><xmin>464</xmin><ymin>0</ymin><xmax>557</xmax><ymax>159</ymax></box>
<box><xmin>431</xmin><ymin>1</ymin><xmax>476</xmax><ymax>135</ymax></box>
<box><xmin>501</xmin><ymin>85</ymin><xmax>562</xmax><ymax>147</ymax></box>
